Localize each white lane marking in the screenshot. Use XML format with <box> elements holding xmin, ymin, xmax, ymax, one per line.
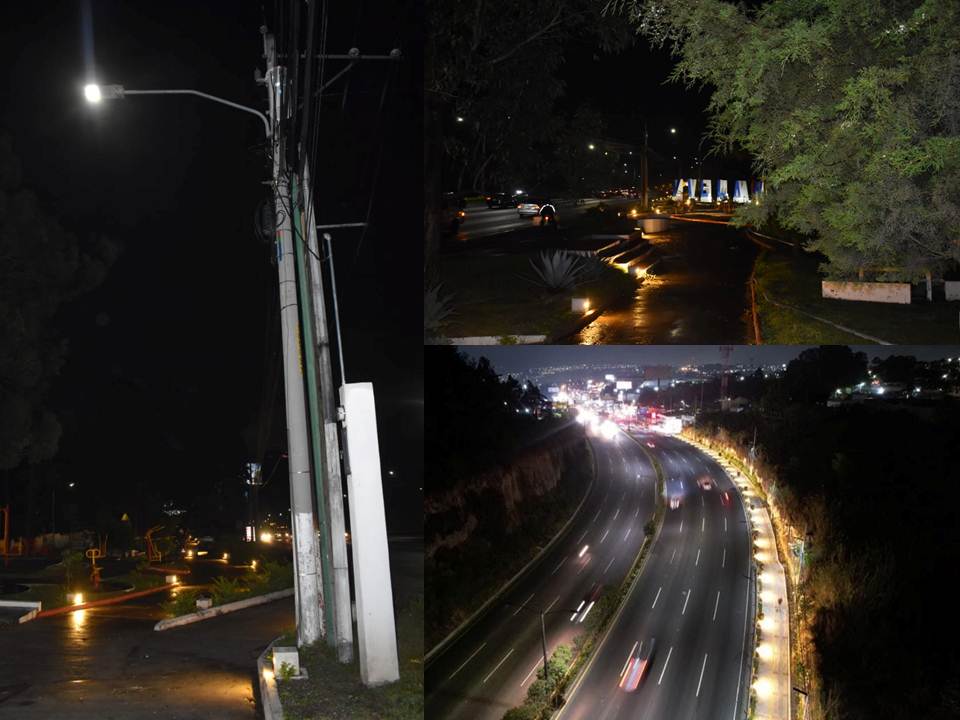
<box><xmin>576</xmin><ymin>529</ymin><xmax>588</xmax><ymax>545</ymax></box>
<box><xmin>576</xmin><ymin>557</ymin><xmax>590</xmax><ymax>575</ymax></box>
<box><xmin>682</xmin><ymin>588</ymin><xmax>691</xmax><ymax>615</ymax></box>
<box><xmin>651</xmin><ymin>586</ymin><xmax>662</xmax><ymax>609</ymax></box>
<box><xmin>592</xmin><ymin>508</ymin><xmax>602</xmax><ymax>523</ymax></box>
<box><xmin>724</xmin><ymin>517</ymin><xmax>728</xmax><ymax>532</ymax></box>
<box><xmin>657</xmin><ymin>646</ymin><xmax>673</xmax><ymax>685</ymax></box>
<box><xmin>722</xmin><ymin>547</ymin><xmax>726</xmax><ymax>568</ymax></box>
<box><xmin>613</xmin><ymin>507</ymin><xmax>620</xmax><ymax>520</ymax></box>
<box><xmin>545</xmin><ymin>595</ymin><xmax>560</xmax><ymax>613</ymax></box>
<box><xmin>624</xmin><ymin>527</ymin><xmax>631</xmax><ymax>541</ymax></box>
<box><xmin>670</xmin><ymin>549</ymin><xmax>676</xmax><ymax>564</ymax></box>
<box><xmin>521</xmin><ymin>658</ymin><xmax>542</xmax><ymax>686</ymax></box>
<box><xmin>603</xmin><ymin>555</ymin><xmax>616</xmax><ymax>574</ymax></box>
<box><xmin>635</xmin><ymin>505</ymin><xmax>640</xmax><ymax>517</ymax></box>
<box><xmin>695</xmin><ymin>548</ymin><xmax>701</xmax><ymax>566</ymax></box>
<box><xmin>513</xmin><ymin>592</ymin><xmax>535</xmax><ymax>617</ymax></box>
<box><xmin>679</xmin><ymin>520</ymin><xmax>684</xmax><ymax>533</ymax></box>
<box><xmin>551</xmin><ymin>557</ymin><xmax>566</xmax><ymax>575</ymax></box>
<box><xmin>701</xmin><ymin>495</ymin><xmax>705</xmax><ymax>506</ymax></box>
<box><xmin>620</xmin><ymin>641</ymin><xmax>639</xmax><ymax>678</ymax></box>
<box><xmin>713</xmin><ymin>590</ymin><xmax>721</xmax><ymax>621</ymax></box>
<box><xmin>702</xmin><ymin>517</ymin><xmax>705</xmax><ymax>533</ymax></box>
<box><xmin>696</xmin><ymin>653</ymin><xmax>709</xmax><ymax>697</ymax></box>
<box><xmin>448</xmin><ymin>642</ymin><xmax>487</xmax><ymax>680</ymax></box>
<box><xmin>482</xmin><ymin>648</ymin><xmax>515</xmax><ymax>684</ymax></box>
<box><xmin>600</xmin><ymin>529</ymin><xmax>610</xmax><ymax>543</ymax></box>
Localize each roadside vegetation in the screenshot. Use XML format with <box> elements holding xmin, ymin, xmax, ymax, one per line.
<box><xmin>161</xmin><ymin>559</ymin><xmax>292</xmax><ymax>617</ymax></box>
<box><xmin>277</xmin><ymin>594</ymin><xmax>423</xmax><ymax>720</ymax></box>
<box><xmin>692</xmin><ymin>347</ymin><xmax>960</xmax><ymax>719</ymax></box>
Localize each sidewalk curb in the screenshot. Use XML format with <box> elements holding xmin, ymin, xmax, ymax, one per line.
<box><xmin>0</xmin><ymin>599</ymin><xmax>41</xmax><ymax>624</ymax></box>
<box><xmin>36</xmin><ymin>583</ymin><xmax>171</xmax><ymax>618</ymax></box>
<box><xmin>257</xmin><ymin>635</ymin><xmax>285</xmax><ymax>720</ymax></box>
<box><xmin>425</xmin><ymin>436</ymin><xmax>598</xmax><ymax>666</ymax></box>
<box><xmin>154</xmin><ymin>588</ymin><xmax>294</xmax><ymax>631</ymax></box>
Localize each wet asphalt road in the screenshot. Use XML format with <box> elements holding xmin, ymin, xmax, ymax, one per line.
<box><xmin>0</xmin><ymin>540</ymin><xmax>423</xmax><ymax>719</ymax></box>
<box><xmin>569</xmin><ymin>219</ymin><xmax>757</xmax><ymax>344</ymax></box>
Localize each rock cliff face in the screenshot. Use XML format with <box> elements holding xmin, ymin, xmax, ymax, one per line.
<box><xmin>426</xmin><ymin>424</ymin><xmax>589</xmax><ymax>560</ymax></box>
<box><xmin>426</xmin><ymin>424</ymin><xmax>592</xmax><ymax>648</ymax></box>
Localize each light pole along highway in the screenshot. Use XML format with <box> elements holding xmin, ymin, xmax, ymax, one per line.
<box><xmin>425</xmin><ymin>426</ymin><xmax>658</xmax><ymax>720</ymax></box>
<box><xmin>557</xmin><ymin>434</ymin><xmax>754</xmax><ymax>720</ymax></box>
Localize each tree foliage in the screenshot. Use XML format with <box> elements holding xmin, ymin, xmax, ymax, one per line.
<box><xmin>0</xmin><ymin>136</ymin><xmax>118</xmax><ymax>470</ymax></box>
<box><xmin>614</xmin><ymin>0</ymin><xmax>960</xmax><ymax>278</ymax></box>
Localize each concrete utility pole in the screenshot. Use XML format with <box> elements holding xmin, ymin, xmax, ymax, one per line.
<box><xmin>264</xmin><ymin>29</ymin><xmax>324</xmax><ymax>647</ymax></box>
<box><xmin>301</xmin><ymin>161</ymin><xmax>354</xmax><ymax>662</ymax></box>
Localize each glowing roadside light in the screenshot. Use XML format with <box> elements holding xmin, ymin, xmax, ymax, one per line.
<box><xmin>83</xmin><ymin>84</ymin><xmax>102</xmax><ymax>103</ymax></box>
<box><xmin>760</xmin><ymin>616</ymin><xmax>775</xmax><ymax>632</ymax></box>
<box><xmin>600</xmin><ymin>420</ymin><xmax>619</xmax><ymax>440</ymax></box>
<box><xmin>251</xmin><ymin>559</ymin><xmax>258</xmax><ymax>570</ymax></box>
<box><xmin>579</xmin><ymin>544</ymin><xmax>589</xmax><ymax>558</ymax></box>
<box><xmin>185</xmin><ymin>550</ymin><xmax>194</xmax><ymax>559</ymax></box>
<box><xmin>262</xmin><ymin>668</ymin><xmax>275</xmax><ymax>682</ymax></box>
<box><xmin>757</xmin><ymin>643</ymin><xmax>773</xmax><ymax>661</ymax></box>
<box><xmin>73</xmin><ymin>592</ymin><xmax>84</xmax><ymax>606</ymax></box>
<box><xmin>171</xmin><ymin>575</ymin><xmax>179</xmax><ymax>584</ymax></box>
<box><xmin>753</xmin><ymin>677</ymin><xmax>773</xmax><ymax>698</ymax></box>
<box><xmin>260</xmin><ymin>531</ymin><xmax>274</xmax><ymax>543</ymax></box>
<box><xmin>222</xmin><ymin>553</ymin><xmax>230</xmax><ymax>561</ymax></box>
<box><xmin>456</xmin><ymin>116</ymin><xmax>464</xmax><ymax>122</ymax></box>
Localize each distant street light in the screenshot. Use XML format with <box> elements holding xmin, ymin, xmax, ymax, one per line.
<box><xmin>588</xmin><ymin>143</ymin><xmax>595</xmax><ymax>150</ymax></box>
<box><xmin>456</xmin><ymin>116</ymin><xmax>464</xmax><ymax>122</ymax></box>
<box><xmin>670</xmin><ymin>127</ymin><xmax>677</xmax><ymax>134</ymax></box>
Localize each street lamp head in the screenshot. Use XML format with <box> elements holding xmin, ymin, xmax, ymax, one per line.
<box><xmin>670</xmin><ymin>127</ymin><xmax>677</xmax><ymax>134</ymax></box>
<box><xmin>84</xmin><ymin>83</ymin><xmax>124</xmax><ymax>103</ymax></box>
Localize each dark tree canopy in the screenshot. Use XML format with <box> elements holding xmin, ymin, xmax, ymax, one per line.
<box><xmin>0</xmin><ymin>136</ymin><xmax>117</xmax><ymax>470</ymax></box>
<box><xmin>615</xmin><ymin>0</ymin><xmax>960</xmax><ymax>279</ymax></box>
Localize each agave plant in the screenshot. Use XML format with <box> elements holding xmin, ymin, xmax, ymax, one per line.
<box><xmin>529</xmin><ymin>250</ymin><xmax>586</xmax><ymax>292</ymax></box>
<box><xmin>424</xmin><ymin>283</ymin><xmax>455</xmax><ymax>340</ymax></box>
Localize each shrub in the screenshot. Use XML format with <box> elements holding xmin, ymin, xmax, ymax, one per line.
<box><xmin>210</xmin><ymin>576</ymin><xmax>248</xmax><ymax>605</ymax></box>
<box><xmin>528</xmin><ymin>251</ymin><xmax>586</xmax><ymax>292</ymax></box>
<box><xmin>163</xmin><ymin>589</ymin><xmax>200</xmax><ymax>617</ymax></box>
<box><xmin>425</xmin><ymin>284</ymin><xmax>455</xmax><ymax>338</ymax></box>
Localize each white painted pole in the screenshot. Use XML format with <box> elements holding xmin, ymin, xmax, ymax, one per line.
<box><xmin>340</xmin><ymin>383</ymin><xmax>399</xmax><ymax>685</ymax></box>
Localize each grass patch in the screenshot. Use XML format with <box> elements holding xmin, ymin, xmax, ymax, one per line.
<box><xmin>754</xmin><ymin>249</ymin><xmax>960</xmax><ymax>343</ymax></box>
<box><xmin>278</xmin><ymin>595</ymin><xmax>423</xmax><ymax>720</ymax></box>
<box><xmin>438</xmin><ymin>251</ymin><xmax>636</xmax><ymax>338</ymax></box>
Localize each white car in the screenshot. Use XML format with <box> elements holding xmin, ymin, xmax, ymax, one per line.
<box><xmin>517</xmin><ymin>200</ymin><xmax>542</xmax><ymax>217</ymax></box>
<box><xmin>669</xmin><ymin>496</ymin><xmax>681</xmax><ymax>510</ymax></box>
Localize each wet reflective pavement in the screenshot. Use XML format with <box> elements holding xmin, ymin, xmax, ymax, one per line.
<box><xmin>0</xmin><ymin>540</ymin><xmax>423</xmax><ymax>719</ymax></box>
<box><xmin>569</xmin><ymin>219</ymin><xmax>758</xmax><ymax>344</ymax></box>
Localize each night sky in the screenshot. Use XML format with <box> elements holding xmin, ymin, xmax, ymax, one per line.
<box><xmin>1</xmin><ymin>1</ymin><xmax>421</xmax><ymax>534</ymax></box>
<box><xmin>458</xmin><ymin>345</ymin><xmax>960</xmax><ymax>378</ymax></box>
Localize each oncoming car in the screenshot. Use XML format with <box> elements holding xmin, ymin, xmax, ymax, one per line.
<box><xmin>619</xmin><ymin>639</ymin><xmax>656</xmax><ymax>692</ymax></box>
<box><xmin>669</xmin><ymin>495</ymin><xmax>682</xmax><ymax>510</ymax></box>
<box><xmin>698</xmin><ymin>476</ymin><xmax>713</xmax><ymax>490</ymax></box>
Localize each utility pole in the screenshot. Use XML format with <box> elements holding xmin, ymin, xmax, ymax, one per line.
<box><xmin>263</xmin><ymin>29</ymin><xmax>324</xmax><ymax>647</ymax></box>
<box><xmin>299</xmin><ymin>161</ymin><xmax>354</xmax><ymax>662</ymax></box>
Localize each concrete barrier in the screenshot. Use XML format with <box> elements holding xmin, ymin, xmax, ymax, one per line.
<box><xmin>257</xmin><ymin>636</ymin><xmax>285</xmax><ymax>720</ymax></box>
<box><xmin>154</xmin><ymin>588</ymin><xmax>294</xmax><ymax>631</ymax></box>
<box><xmin>0</xmin><ymin>599</ymin><xmax>42</xmax><ymax>624</ymax></box>
<box><xmin>822</xmin><ymin>280</ymin><xmax>911</xmax><ymax>304</ymax></box>
<box><xmin>945</xmin><ymin>280</ymin><xmax>960</xmax><ymax>301</ymax></box>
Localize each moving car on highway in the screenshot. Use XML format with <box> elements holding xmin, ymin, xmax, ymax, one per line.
<box><xmin>517</xmin><ymin>198</ymin><xmax>543</xmax><ymax>217</ymax></box>
<box><xmin>619</xmin><ymin>639</ymin><xmax>656</xmax><ymax>692</ymax></box>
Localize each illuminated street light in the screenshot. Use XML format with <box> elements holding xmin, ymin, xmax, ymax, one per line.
<box><xmin>670</xmin><ymin>127</ymin><xmax>677</xmax><ymax>134</ymax></box>
<box><xmin>260</xmin><ymin>531</ymin><xmax>274</xmax><ymax>543</ymax></box>
<box><xmin>456</xmin><ymin>116</ymin><xmax>464</xmax><ymax>122</ymax></box>
<box><xmin>588</xmin><ymin>143</ymin><xmax>595</xmax><ymax>150</ymax></box>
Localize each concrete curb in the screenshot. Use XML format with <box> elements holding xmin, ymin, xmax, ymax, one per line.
<box><xmin>257</xmin><ymin>635</ymin><xmax>285</xmax><ymax>720</ymax></box>
<box><xmin>0</xmin><ymin>599</ymin><xmax>42</xmax><ymax>624</ymax></box>
<box><xmin>444</xmin><ymin>335</ymin><xmax>548</xmax><ymax>345</ymax></box>
<box><xmin>154</xmin><ymin>588</ymin><xmax>294</xmax><ymax>631</ymax></box>
<box><xmin>425</xmin><ymin>436</ymin><xmax>599</xmax><ymax>666</ymax></box>
<box><xmin>36</xmin><ymin>583</ymin><xmax>171</xmax><ymax>618</ymax></box>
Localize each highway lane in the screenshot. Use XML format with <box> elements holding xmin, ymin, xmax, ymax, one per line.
<box><xmin>455</xmin><ymin>198</ymin><xmax>627</xmax><ymax>242</ymax></box>
<box><xmin>558</xmin><ymin>434</ymin><xmax>753</xmax><ymax>720</ymax></box>
<box><xmin>425</xmin><ymin>429</ymin><xmax>658</xmax><ymax>720</ymax></box>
